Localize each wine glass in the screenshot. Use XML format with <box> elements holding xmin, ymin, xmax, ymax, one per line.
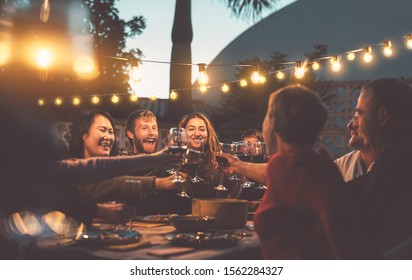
<box><xmin>229</xmin><ymin>141</ymin><xmax>250</xmax><ymax>181</ymax></box>
<box><xmin>251</xmin><ymin>141</ymin><xmax>267</xmax><ymax>163</ymax></box>
<box><xmin>214</xmin><ymin>143</ymin><xmax>236</xmax><ymax>191</ymax></box>
<box><xmin>251</xmin><ymin>141</ymin><xmax>268</xmax><ymax>190</ymax></box>
<box><xmin>167</xmin><ymin>127</ymin><xmax>189</xmax><ymax>197</ymax></box>
<box><xmin>183</xmin><ymin>142</ymin><xmax>204</xmax><ymax>183</ymax></box>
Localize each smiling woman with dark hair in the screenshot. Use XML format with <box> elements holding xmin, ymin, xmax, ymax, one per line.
<box><xmin>69</xmin><ymin>109</ymin><xmax>118</xmax><ymax>158</ymax></box>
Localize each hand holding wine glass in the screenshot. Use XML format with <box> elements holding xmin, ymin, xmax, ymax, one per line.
<box><xmin>182</xmin><ymin>141</ymin><xmax>204</xmax><ymax>183</ymax></box>
<box><xmin>167</xmin><ymin>127</ymin><xmax>189</xmax><ymax>197</ymax></box>
<box><xmin>214</xmin><ymin>142</ymin><xmax>238</xmax><ymax>191</ymax></box>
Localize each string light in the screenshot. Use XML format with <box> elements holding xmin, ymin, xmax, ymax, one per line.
<box><xmin>250</xmin><ymin>65</ymin><xmax>261</xmax><ymax>84</ymax></box>
<box><xmin>72</xmin><ymin>97</ymin><xmax>81</xmax><ymax>106</ymax></box>
<box><xmin>40</xmin><ymin>0</ymin><xmax>50</xmax><ymax>23</ymax></box>
<box><xmin>37</xmin><ymin>32</ymin><xmax>412</xmax><ymax>105</ymax></box>
<box><xmin>197</xmin><ymin>63</ymin><xmax>209</xmax><ymax>86</ymax></box>
<box><xmin>149</xmin><ymin>93</ymin><xmax>158</xmax><ymax>100</ymax></box>
<box><xmin>294</xmin><ymin>61</ymin><xmax>305</xmax><ymax>79</ymax></box>
<box><xmin>0</xmin><ymin>42</ymin><xmax>11</xmax><ymax>66</ymax></box>
<box><xmin>221</xmin><ymin>83</ymin><xmax>229</xmax><ymax>93</ymax></box>
<box><xmin>91</xmin><ymin>96</ymin><xmax>100</xmax><ymax>105</ymax></box>
<box><xmin>54</xmin><ymin>97</ymin><xmax>62</xmax><ymax>106</ymax></box>
<box><xmin>129</xmin><ymin>94</ymin><xmax>138</xmax><ymax>102</ymax></box>
<box><xmin>276</xmin><ymin>71</ymin><xmax>285</xmax><ymax>80</ymax></box>
<box><xmin>346</xmin><ymin>52</ymin><xmax>356</xmax><ymax>61</ymax></box>
<box><xmin>73</xmin><ymin>55</ymin><xmax>98</xmax><ymax>80</ymax></box>
<box><xmin>312</xmin><ymin>61</ymin><xmax>320</xmax><ymax>71</ymax></box>
<box><xmin>383</xmin><ymin>41</ymin><xmax>393</xmax><ymax>57</ymax></box>
<box><xmin>170</xmin><ymin>90</ymin><xmax>178</xmax><ymax>100</ymax></box>
<box><xmin>199</xmin><ymin>85</ymin><xmax>208</xmax><ymax>93</ymax></box>
<box><xmin>363</xmin><ymin>46</ymin><xmax>373</xmax><ymax>63</ymax></box>
<box><xmin>36</xmin><ymin>48</ymin><xmax>53</xmax><ymax>69</ymax></box>
<box><xmin>239</xmin><ymin>79</ymin><xmax>248</xmax><ymax>87</ymax></box>
<box><xmin>111</xmin><ymin>94</ymin><xmax>119</xmax><ymax>104</ymax></box>
<box><xmin>330</xmin><ymin>55</ymin><xmax>342</xmax><ymax>72</ymax></box>
<box><xmin>129</xmin><ymin>60</ymin><xmax>142</xmax><ymax>82</ymax></box>
<box><xmin>406</xmin><ymin>34</ymin><xmax>412</xmax><ymax>49</ymax></box>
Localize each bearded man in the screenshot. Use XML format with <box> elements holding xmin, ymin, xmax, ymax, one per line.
<box><xmin>126</xmin><ymin>110</ymin><xmax>159</xmax><ymax>155</ymax></box>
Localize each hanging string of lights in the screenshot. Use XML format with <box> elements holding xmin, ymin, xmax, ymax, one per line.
<box><xmin>36</xmin><ymin>32</ymin><xmax>412</xmax><ymax>107</ymax></box>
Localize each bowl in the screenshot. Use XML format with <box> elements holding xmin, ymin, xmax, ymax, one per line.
<box><xmin>168</xmin><ymin>215</ymin><xmax>216</xmax><ymax>232</ymax></box>
<box><xmin>192</xmin><ymin>198</ymin><xmax>248</xmax><ymax>229</ymax></box>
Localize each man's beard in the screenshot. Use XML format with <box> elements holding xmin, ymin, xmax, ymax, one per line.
<box><xmin>133</xmin><ymin>137</ymin><xmax>157</xmax><ymax>154</ymax></box>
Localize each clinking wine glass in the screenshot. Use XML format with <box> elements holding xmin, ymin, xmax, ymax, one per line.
<box><xmin>167</xmin><ymin>127</ymin><xmax>189</xmax><ymax>197</ymax></box>
<box><xmin>214</xmin><ymin>142</ymin><xmax>236</xmax><ymax>191</ymax></box>
<box><xmin>183</xmin><ymin>142</ymin><xmax>204</xmax><ymax>183</ymax></box>
<box><xmin>251</xmin><ymin>141</ymin><xmax>268</xmax><ymax>190</ymax></box>
<box><xmin>238</xmin><ymin>140</ymin><xmax>255</xmax><ymax>189</ymax></box>
<box><xmin>251</xmin><ymin>141</ymin><xmax>267</xmax><ymax>163</ymax></box>
<box><xmin>229</xmin><ymin>141</ymin><xmax>250</xmax><ymax>181</ymax></box>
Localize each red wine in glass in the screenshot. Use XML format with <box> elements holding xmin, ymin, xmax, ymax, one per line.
<box><xmin>216</xmin><ymin>155</ymin><xmax>230</xmax><ymax>167</ymax></box>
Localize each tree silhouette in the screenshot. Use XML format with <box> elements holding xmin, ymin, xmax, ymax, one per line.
<box><xmin>81</xmin><ymin>0</ymin><xmax>146</xmax><ymax>94</ymax></box>
<box><xmin>168</xmin><ymin>0</ymin><xmax>281</xmax><ymax>121</ymax></box>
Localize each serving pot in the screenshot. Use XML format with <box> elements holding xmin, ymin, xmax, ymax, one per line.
<box><xmin>192</xmin><ymin>198</ymin><xmax>248</xmax><ymax>229</ymax></box>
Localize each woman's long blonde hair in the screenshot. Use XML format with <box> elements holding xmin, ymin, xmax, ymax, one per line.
<box><xmin>178</xmin><ymin>113</ymin><xmax>219</xmax><ymax>181</ymax></box>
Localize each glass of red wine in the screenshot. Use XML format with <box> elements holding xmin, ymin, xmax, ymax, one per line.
<box><xmin>183</xmin><ymin>142</ymin><xmax>204</xmax><ymax>183</ymax></box>
<box><xmin>251</xmin><ymin>141</ymin><xmax>268</xmax><ymax>190</ymax></box>
<box><xmin>214</xmin><ymin>143</ymin><xmax>237</xmax><ymax>191</ymax></box>
<box><xmin>229</xmin><ymin>141</ymin><xmax>250</xmax><ymax>181</ymax></box>
<box><xmin>167</xmin><ymin>127</ymin><xmax>189</xmax><ymax>197</ymax></box>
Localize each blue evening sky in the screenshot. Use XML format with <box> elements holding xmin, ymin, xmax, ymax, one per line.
<box><xmin>116</xmin><ymin>0</ymin><xmax>296</xmax><ymax>99</ymax></box>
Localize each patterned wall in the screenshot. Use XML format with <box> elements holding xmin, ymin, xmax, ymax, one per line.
<box><xmin>319</xmin><ymin>81</ymin><xmax>363</xmax><ymax>158</ymax></box>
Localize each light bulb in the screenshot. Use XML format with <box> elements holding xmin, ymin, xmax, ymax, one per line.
<box><xmin>111</xmin><ymin>95</ymin><xmax>119</xmax><ymax>104</ymax></box>
<box><xmin>199</xmin><ymin>85</ymin><xmax>208</xmax><ymax>93</ymax></box>
<box><xmin>129</xmin><ymin>94</ymin><xmax>138</xmax><ymax>102</ymax></box>
<box><xmin>221</xmin><ymin>84</ymin><xmax>229</xmax><ymax>93</ymax></box>
<box><xmin>406</xmin><ymin>34</ymin><xmax>412</xmax><ymax>50</ymax></box>
<box><xmin>250</xmin><ymin>65</ymin><xmax>261</xmax><ymax>84</ymax></box>
<box><xmin>150</xmin><ymin>93</ymin><xmax>158</xmax><ymax>100</ymax></box>
<box><xmin>40</xmin><ymin>0</ymin><xmax>50</xmax><ymax>23</ymax></box>
<box><xmin>294</xmin><ymin>61</ymin><xmax>305</xmax><ymax>79</ymax></box>
<box><xmin>259</xmin><ymin>76</ymin><xmax>266</xmax><ymax>84</ymax></box>
<box><xmin>347</xmin><ymin>52</ymin><xmax>355</xmax><ymax>61</ymax></box>
<box><xmin>363</xmin><ymin>47</ymin><xmax>373</xmax><ymax>63</ymax></box>
<box><xmin>383</xmin><ymin>41</ymin><xmax>393</xmax><ymax>57</ymax></box>
<box><xmin>170</xmin><ymin>91</ymin><xmax>178</xmax><ymax>100</ymax></box>
<box><xmin>312</xmin><ymin>61</ymin><xmax>320</xmax><ymax>71</ymax></box>
<box><xmin>38</xmin><ymin>98</ymin><xmax>45</xmax><ymax>106</ymax></box>
<box><xmin>72</xmin><ymin>97</ymin><xmax>81</xmax><ymax>106</ymax></box>
<box><xmin>330</xmin><ymin>56</ymin><xmax>341</xmax><ymax>72</ymax></box>
<box><xmin>331</xmin><ymin>61</ymin><xmax>341</xmax><ymax>72</ymax></box>
<box><xmin>91</xmin><ymin>96</ymin><xmax>100</xmax><ymax>104</ymax></box>
<box><xmin>276</xmin><ymin>71</ymin><xmax>285</xmax><ymax>80</ymax></box>
<box><xmin>0</xmin><ymin>42</ymin><xmax>11</xmax><ymax>66</ymax></box>
<box><xmin>36</xmin><ymin>48</ymin><xmax>53</xmax><ymax>69</ymax></box>
<box><xmin>129</xmin><ymin>63</ymin><xmax>142</xmax><ymax>83</ymax></box>
<box><xmin>74</xmin><ymin>56</ymin><xmax>95</xmax><ymax>74</ymax></box>
<box><xmin>54</xmin><ymin>98</ymin><xmax>62</xmax><ymax>106</ymax></box>
<box><xmin>239</xmin><ymin>79</ymin><xmax>248</xmax><ymax>87</ymax></box>
<box><xmin>197</xmin><ymin>63</ymin><xmax>209</xmax><ymax>85</ymax></box>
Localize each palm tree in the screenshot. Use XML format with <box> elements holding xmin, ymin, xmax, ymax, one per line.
<box><xmin>168</xmin><ymin>0</ymin><xmax>280</xmax><ymax>121</ymax></box>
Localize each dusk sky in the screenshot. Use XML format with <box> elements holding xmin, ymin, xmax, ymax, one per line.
<box><xmin>117</xmin><ymin>0</ymin><xmax>296</xmax><ymax>99</ymax></box>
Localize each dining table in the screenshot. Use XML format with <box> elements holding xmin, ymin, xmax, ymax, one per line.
<box><xmin>34</xmin><ymin>217</ymin><xmax>262</xmax><ymax>260</ymax></box>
